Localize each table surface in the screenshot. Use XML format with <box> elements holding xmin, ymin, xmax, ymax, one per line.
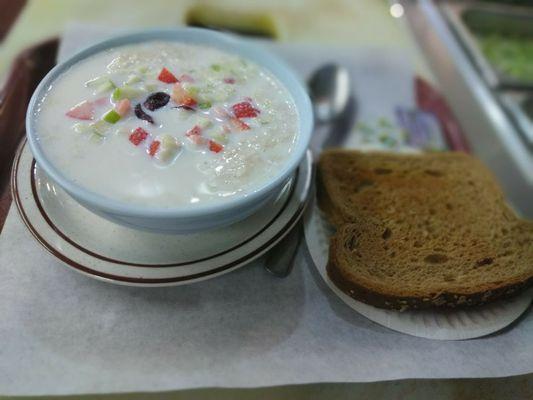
<box><xmin>0</xmin><ymin>0</ymin><xmax>531</xmax><ymax>398</ymax></box>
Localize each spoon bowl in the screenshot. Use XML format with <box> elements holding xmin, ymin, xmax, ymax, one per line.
<box><xmin>308</xmin><ymin>63</ymin><xmax>351</xmax><ymax>124</ymax></box>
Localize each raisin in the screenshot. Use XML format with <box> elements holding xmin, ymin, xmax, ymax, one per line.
<box><xmin>143</xmin><ymin>92</ymin><xmax>170</xmax><ymax>111</ymax></box>
<box><xmin>134</xmin><ymin>103</ymin><xmax>154</xmax><ymax>124</ymax></box>
<box><xmin>173</xmin><ymin>105</ymin><xmax>196</xmax><ymax>111</ymax></box>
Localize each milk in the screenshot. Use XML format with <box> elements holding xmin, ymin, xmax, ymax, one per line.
<box><xmin>35</xmin><ymin>42</ymin><xmax>299</xmax><ymax>208</ymax></box>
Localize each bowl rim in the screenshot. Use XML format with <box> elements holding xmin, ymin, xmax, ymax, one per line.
<box><xmin>26</xmin><ymin>27</ymin><xmax>313</xmax><ymax>218</ymax></box>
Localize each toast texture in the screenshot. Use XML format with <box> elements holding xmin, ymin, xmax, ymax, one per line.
<box><xmin>317</xmin><ymin>150</ymin><xmax>533</xmax><ymax>310</ymax></box>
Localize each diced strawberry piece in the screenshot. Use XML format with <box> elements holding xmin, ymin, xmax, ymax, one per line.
<box><xmin>232</xmin><ymin>101</ymin><xmax>259</xmax><ymax>118</ymax></box>
<box><xmin>178</xmin><ymin>74</ymin><xmax>194</xmax><ymax>82</ymax></box>
<box><xmin>158</xmin><ymin>67</ymin><xmax>178</xmax><ymax>84</ymax></box>
<box><xmin>230</xmin><ymin>117</ymin><xmax>250</xmax><ymax>131</ymax></box>
<box><xmin>171</xmin><ymin>83</ymin><xmax>197</xmax><ymax>108</ymax></box>
<box><xmin>66</xmin><ymin>101</ymin><xmax>94</xmax><ymax>120</ymax></box>
<box><xmin>182</xmin><ymin>97</ymin><xmax>197</xmax><ymax>108</ymax></box>
<box><xmin>186</xmin><ymin>125</ymin><xmax>202</xmax><ymax>137</ymax></box>
<box><xmin>223</xmin><ymin>77</ymin><xmax>235</xmax><ymax>84</ymax></box>
<box><xmin>115</xmin><ymin>99</ymin><xmax>131</xmax><ymax>117</ymax></box>
<box><xmin>185</xmin><ymin>125</ymin><xmax>206</xmax><ymax>145</ymax></box>
<box><xmin>149</xmin><ymin>140</ymin><xmax>160</xmax><ymax>157</ymax></box>
<box><xmin>129</xmin><ymin>127</ymin><xmax>149</xmax><ymax>146</ymax></box>
<box><xmin>208</xmin><ymin>140</ymin><xmax>223</xmax><ymax>153</ymax></box>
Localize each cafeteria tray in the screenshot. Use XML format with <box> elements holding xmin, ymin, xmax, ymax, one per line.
<box><xmin>443</xmin><ymin>1</ymin><xmax>533</xmax><ymax>90</ymax></box>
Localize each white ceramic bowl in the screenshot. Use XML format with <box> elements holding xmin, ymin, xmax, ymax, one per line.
<box><xmin>26</xmin><ymin>28</ymin><xmax>313</xmax><ymax>233</ymax></box>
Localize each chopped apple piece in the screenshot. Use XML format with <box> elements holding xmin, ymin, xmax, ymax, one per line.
<box><xmin>154</xmin><ymin>134</ymin><xmax>182</xmax><ymax>163</ymax></box>
<box><xmin>103</xmin><ymin>109</ymin><xmax>121</xmax><ymax>124</ymax></box>
<box><xmin>112</xmin><ymin>86</ymin><xmax>144</xmax><ymax>101</ymax></box>
<box><xmin>115</xmin><ymin>99</ymin><xmax>131</xmax><ymax>117</ymax></box>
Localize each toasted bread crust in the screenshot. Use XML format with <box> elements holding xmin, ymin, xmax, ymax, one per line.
<box><xmin>327</xmin><ymin>243</ymin><xmax>533</xmax><ymax>311</ymax></box>
<box><xmin>318</xmin><ymin>150</ymin><xmax>533</xmax><ymax>310</ymax></box>
<box><xmin>316</xmin><ymin>164</ymin><xmax>345</xmax><ymax>227</ymax></box>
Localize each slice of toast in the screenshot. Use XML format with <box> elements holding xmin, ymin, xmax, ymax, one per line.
<box><xmin>318</xmin><ymin>150</ymin><xmax>533</xmax><ymax>310</ymax></box>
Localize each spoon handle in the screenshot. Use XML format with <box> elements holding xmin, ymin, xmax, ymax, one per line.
<box><xmin>264</xmin><ymin>223</ymin><xmax>303</xmax><ymax>278</ymax></box>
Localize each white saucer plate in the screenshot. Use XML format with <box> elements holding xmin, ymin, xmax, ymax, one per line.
<box><xmin>12</xmin><ymin>141</ymin><xmax>312</xmax><ymax>286</ymax></box>
<box><xmin>304</xmin><ymin>197</ymin><xmax>533</xmax><ymax>340</ymax></box>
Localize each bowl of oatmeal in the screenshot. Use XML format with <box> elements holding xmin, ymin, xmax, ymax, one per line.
<box><xmin>26</xmin><ymin>28</ymin><xmax>312</xmax><ymax>233</ymax></box>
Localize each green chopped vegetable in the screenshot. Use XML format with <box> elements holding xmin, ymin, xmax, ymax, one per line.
<box><xmin>95</xmin><ymin>80</ymin><xmax>116</xmax><ymax>94</ymax></box>
<box><xmin>198</xmin><ymin>101</ymin><xmax>212</xmax><ymax>110</ymax></box>
<box><xmin>103</xmin><ymin>110</ymin><xmax>121</xmax><ymax>124</ymax></box>
<box><xmin>183</xmin><ymin>84</ymin><xmax>199</xmax><ymax>97</ymax></box>
<box><xmin>212</xmin><ymin>133</ymin><xmax>229</xmax><ymax>145</ymax></box>
<box><xmin>159</xmin><ymin>134</ymin><xmax>177</xmax><ymax>148</ymax></box>
<box><xmin>72</xmin><ymin>123</ymin><xmax>90</xmax><ymax>134</ymax></box>
<box><xmin>137</xmin><ymin>65</ymin><xmax>149</xmax><ymax>74</ymax></box>
<box><xmin>210</xmin><ymin>64</ymin><xmax>222</xmax><ymax>72</ymax></box>
<box><xmin>111</xmin><ymin>88</ymin><xmax>121</xmax><ymax>101</ymax></box>
<box><xmin>89</xmin><ymin>133</ymin><xmax>104</xmax><ymax>144</ymax></box>
<box><xmin>126</xmin><ymin>74</ymin><xmax>142</xmax><ymax>85</ymax></box>
<box><xmin>112</xmin><ymin>85</ymin><xmax>144</xmax><ymax>101</ymax></box>
<box><xmin>197</xmin><ymin>116</ymin><xmax>212</xmax><ymax>128</ymax></box>
<box><xmin>156</xmin><ymin>134</ymin><xmax>181</xmax><ymax>162</ymax></box>
<box><xmin>90</xmin><ymin>120</ymin><xmax>109</xmax><ymax>136</ymax></box>
<box><xmin>86</xmin><ymin>76</ymin><xmax>115</xmax><ymax>93</ymax></box>
<box><xmin>142</xmin><ymin>82</ymin><xmax>158</xmax><ymax>92</ymax></box>
<box><xmin>85</xmin><ymin>76</ymin><xmax>107</xmax><ymax>87</ymax></box>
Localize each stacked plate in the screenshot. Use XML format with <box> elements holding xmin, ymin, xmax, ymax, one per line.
<box><xmin>12</xmin><ymin>142</ymin><xmax>313</xmax><ymax>286</ymax></box>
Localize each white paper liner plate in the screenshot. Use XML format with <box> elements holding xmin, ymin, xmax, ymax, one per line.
<box><xmin>304</xmin><ymin>199</ymin><xmax>532</xmax><ymax>340</ymax></box>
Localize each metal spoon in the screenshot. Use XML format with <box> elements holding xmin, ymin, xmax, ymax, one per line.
<box><xmin>310</xmin><ymin>64</ymin><xmax>351</xmax><ymax>125</ymax></box>
<box><xmin>264</xmin><ymin>63</ymin><xmax>354</xmax><ymax>278</ymax></box>
<box><xmin>309</xmin><ymin>64</ymin><xmax>355</xmax><ymax>153</ymax></box>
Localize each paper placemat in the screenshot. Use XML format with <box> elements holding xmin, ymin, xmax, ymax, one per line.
<box><xmin>1</xmin><ymin>24</ymin><xmax>532</xmax><ymax>396</ymax></box>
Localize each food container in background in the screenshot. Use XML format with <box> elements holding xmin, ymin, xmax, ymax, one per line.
<box><xmin>444</xmin><ymin>1</ymin><xmax>533</xmax><ymax>89</ymax></box>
